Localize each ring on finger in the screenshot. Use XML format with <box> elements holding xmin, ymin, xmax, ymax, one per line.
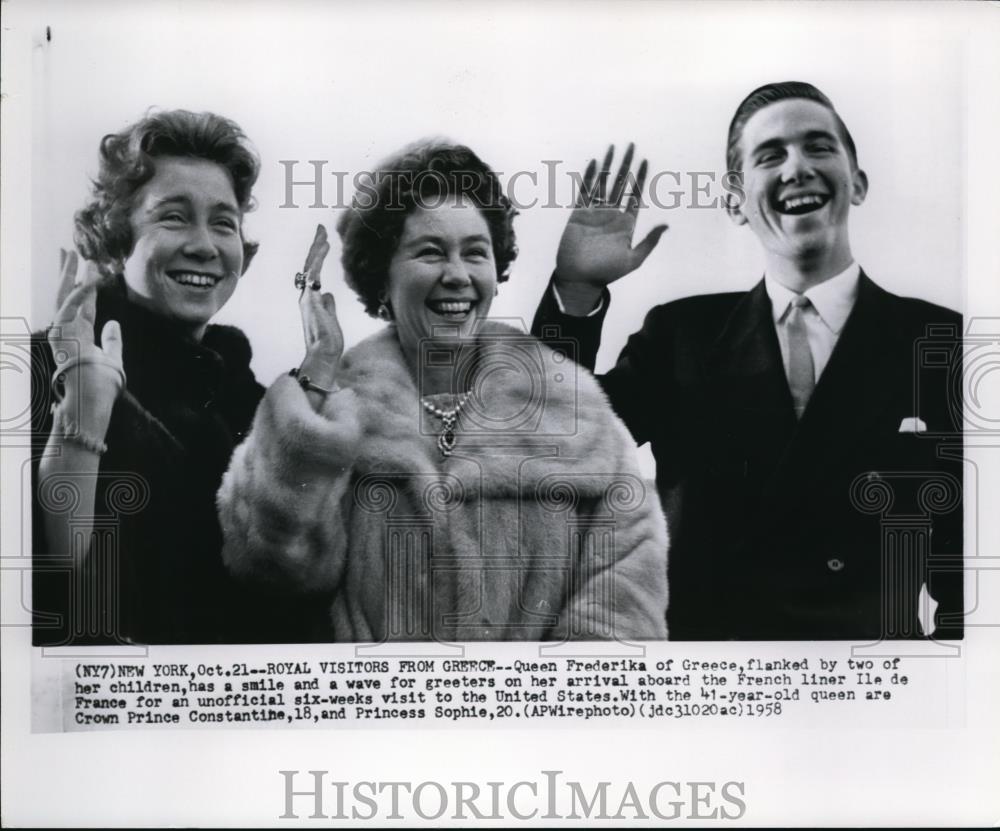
<box><xmin>294</xmin><ymin>271</ymin><xmax>308</xmax><ymax>291</ymax></box>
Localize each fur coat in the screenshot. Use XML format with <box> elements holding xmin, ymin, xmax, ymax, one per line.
<box><xmin>219</xmin><ymin>322</ymin><xmax>668</xmax><ymax>641</ymax></box>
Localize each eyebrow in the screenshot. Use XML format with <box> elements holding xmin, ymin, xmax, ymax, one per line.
<box><xmin>404</xmin><ymin>233</ymin><xmax>492</xmax><ymax>246</ymax></box>
<box><xmin>803</xmin><ymin>130</ymin><xmax>839</xmax><ymax>144</ymax></box>
<box><xmin>147</xmin><ymin>196</ymin><xmax>240</xmax><ymax>214</ymax></box>
<box><xmin>751</xmin><ymin>129</ymin><xmax>840</xmax><ymax>156</ymax></box>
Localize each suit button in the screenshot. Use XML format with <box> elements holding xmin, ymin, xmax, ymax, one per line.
<box><xmin>827</xmin><ymin>558</ymin><xmax>845</xmax><ymax>572</ymax></box>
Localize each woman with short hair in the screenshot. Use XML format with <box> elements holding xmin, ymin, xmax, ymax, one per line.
<box><xmin>33</xmin><ymin>109</ymin><xmax>321</xmax><ymax>644</ymax></box>
<box><xmin>219</xmin><ymin>140</ymin><xmax>668</xmax><ymax>642</ymax></box>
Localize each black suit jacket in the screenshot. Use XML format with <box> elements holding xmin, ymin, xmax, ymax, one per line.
<box><xmin>533</xmin><ymin>273</ymin><xmax>963</xmax><ymax>640</ymax></box>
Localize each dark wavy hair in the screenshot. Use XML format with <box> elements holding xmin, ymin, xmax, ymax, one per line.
<box><xmin>74</xmin><ymin>109</ymin><xmax>261</xmax><ymax>278</ymax></box>
<box><xmin>336</xmin><ymin>140</ymin><xmax>518</xmax><ymax>317</ymax></box>
<box><xmin>726</xmin><ymin>81</ymin><xmax>859</xmax><ymax>174</ymax></box>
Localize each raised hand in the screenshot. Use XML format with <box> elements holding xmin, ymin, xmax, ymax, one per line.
<box><xmin>555</xmin><ymin>144</ymin><xmax>668</xmax><ymax>314</ymax></box>
<box><xmin>294</xmin><ymin>225</ymin><xmax>344</xmax><ymax>406</ymax></box>
<box><xmin>48</xmin><ymin>251</ymin><xmax>124</xmax><ymax>434</ymax></box>
<box><xmin>296</xmin><ymin>224</ymin><xmax>342</xmax><ymax>365</ymax></box>
<box><xmin>40</xmin><ymin>252</ymin><xmax>123</xmax><ymax>567</ymax></box>
<box><xmin>55</xmin><ymin>247</ymin><xmax>79</xmax><ymax>309</ymax></box>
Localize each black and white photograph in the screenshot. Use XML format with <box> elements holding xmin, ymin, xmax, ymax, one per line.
<box><xmin>2</xmin><ymin>0</ymin><xmax>998</xmax><ymax>826</ymax></box>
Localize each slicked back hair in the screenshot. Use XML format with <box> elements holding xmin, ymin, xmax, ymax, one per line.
<box><xmin>726</xmin><ymin>82</ymin><xmax>859</xmax><ymax>174</ymax></box>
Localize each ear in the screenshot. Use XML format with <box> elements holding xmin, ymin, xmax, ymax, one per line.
<box><xmin>725</xmin><ymin>191</ymin><xmax>749</xmax><ymax>227</ymax></box>
<box><xmin>850</xmin><ymin>168</ymin><xmax>869</xmax><ymax>206</ymax></box>
<box><xmin>241</xmin><ymin>239</ymin><xmax>259</xmax><ymax>275</ymax></box>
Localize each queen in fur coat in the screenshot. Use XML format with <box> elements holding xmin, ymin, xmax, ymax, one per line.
<box><xmin>219</xmin><ymin>321</ymin><xmax>668</xmax><ymax>641</ymax></box>
<box><xmin>218</xmin><ymin>140</ymin><xmax>668</xmax><ymax>641</ymax></box>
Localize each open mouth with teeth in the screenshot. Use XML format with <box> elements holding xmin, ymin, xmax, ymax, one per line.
<box><xmin>426</xmin><ymin>299</ymin><xmax>477</xmax><ymax>320</ymax></box>
<box><xmin>775</xmin><ymin>193</ymin><xmax>830</xmax><ymax>215</ymax></box>
<box><xmin>168</xmin><ymin>271</ymin><xmax>222</xmax><ymax>289</ymax></box>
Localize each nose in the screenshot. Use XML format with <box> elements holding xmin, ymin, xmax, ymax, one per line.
<box><xmin>779</xmin><ymin>147</ymin><xmax>814</xmax><ymax>183</ymax></box>
<box><xmin>440</xmin><ymin>254</ymin><xmax>472</xmax><ymax>287</ymax></box>
<box><xmin>182</xmin><ymin>221</ymin><xmax>219</xmax><ymax>260</ymax></box>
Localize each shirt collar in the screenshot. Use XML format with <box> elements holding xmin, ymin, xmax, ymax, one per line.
<box><xmin>765</xmin><ymin>262</ymin><xmax>860</xmax><ymax>334</ymax></box>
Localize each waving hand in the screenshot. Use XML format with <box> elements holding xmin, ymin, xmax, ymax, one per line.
<box><xmin>555</xmin><ymin>144</ymin><xmax>667</xmax><ymax>314</ymax></box>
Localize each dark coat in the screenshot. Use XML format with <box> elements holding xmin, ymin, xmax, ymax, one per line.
<box><xmin>31</xmin><ymin>278</ymin><xmax>326</xmax><ymax>644</ymax></box>
<box><xmin>533</xmin><ymin>273</ymin><xmax>963</xmax><ymax>640</ymax></box>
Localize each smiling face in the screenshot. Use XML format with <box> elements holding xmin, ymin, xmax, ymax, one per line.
<box><xmin>728</xmin><ymin>98</ymin><xmax>868</xmax><ymax>282</ymax></box>
<box><xmin>386</xmin><ymin>196</ymin><xmax>497</xmax><ymax>360</ymax></box>
<box><xmin>122</xmin><ymin>156</ymin><xmax>245</xmax><ymax>340</ymax></box>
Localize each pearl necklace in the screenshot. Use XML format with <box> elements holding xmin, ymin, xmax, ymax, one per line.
<box><xmin>420</xmin><ymin>392</ymin><xmax>470</xmax><ymax>457</ymax></box>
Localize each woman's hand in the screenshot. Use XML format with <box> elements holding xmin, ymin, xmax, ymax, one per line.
<box><xmin>40</xmin><ymin>252</ymin><xmax>123</xmax><ymax>568</ymax></box>
<box><xmin>295</xmin><ymin>225</ymin><xmax>343</xmax><ymax>407</ymax></box>
<box><xmin>554</xmin><ymin>144</ymin><xmax>668</xmax><ymax>315</ymax></box>
<box><xmin>48</xmin><ymin>251</ymin><xmax>123</xmax><ymax>435</ymax></box>
<box><xmin>297</xmin><ymin>225</ymin><xmax>342</xmax><ymax>361</ymax></box>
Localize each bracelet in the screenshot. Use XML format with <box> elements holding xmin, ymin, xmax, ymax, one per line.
<box><xmin>50</xmin><ymin>357</ymin><xmax>127</xmax><ymax>403</ymax></box>
<box><xmin>52</xmin><ymin>405</ymin><xmax>108</xmax><ymax>455</ymax></box>
<box><xmin>289</xmin><ymin>367</ymin><xmax>339</xmax><ymax>396</ymax></box>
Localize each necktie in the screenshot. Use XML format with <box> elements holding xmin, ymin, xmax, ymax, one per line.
<box><xmin>786</xmin><ymin>295</ymin><xmax>815</xmax><ymax>418</ymax></box>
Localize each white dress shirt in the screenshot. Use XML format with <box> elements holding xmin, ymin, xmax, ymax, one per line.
<box><xmin>551</xmin><ymin>282</ymin><xmax>606</xmax><ymax>317</ymax></box>
<box><xmin>765</xmin><ymin>262</ymin><xmax>861</xmax><ymax>383</ymax></box>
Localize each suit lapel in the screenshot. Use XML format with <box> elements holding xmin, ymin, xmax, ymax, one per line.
<box><xmin>706</xmin><ymin>279</ymin><xmax>798</xmax><ymax>455</ymax></box>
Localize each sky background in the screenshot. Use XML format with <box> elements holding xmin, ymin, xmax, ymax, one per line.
<box><xmin>25</xmin><ymin>0</ymin><xmax>966</xmax><ymax>391</ymax></box>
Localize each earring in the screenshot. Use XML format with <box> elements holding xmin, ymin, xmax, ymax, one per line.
<box><xmin>377</xmin><ymin>302</ymin><xmax>393</xmax><ymax>321</ymax></box>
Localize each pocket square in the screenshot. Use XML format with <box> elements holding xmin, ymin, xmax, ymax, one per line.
<box><xmin>917</xmin><ymin>582</ymin><xmax>938</xmax><ymax>637</ymax></box>
<box><xmin>898</xmin><ymin>417</ymin><xmax>927</xmax><ymax>433</ymax></box>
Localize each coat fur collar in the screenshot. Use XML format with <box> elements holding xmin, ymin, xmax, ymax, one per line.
<box><xmin>328</xmin><ymin>321</ymin><xmax>642</xmax><ymax>501</ymax></box>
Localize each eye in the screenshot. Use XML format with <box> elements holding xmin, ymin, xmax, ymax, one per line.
<box><xmin>160</xmin><ymin>211</ymin><xmax>187</xmax><ymax>225</ymax></box>
<box><xmin>464</xmin><ymin>246</ymin><xmax>490</xmax><ymax>260</ymax></box>
<box><xmin>755</xmin><ymin>150</ymin><xmax>783</xmax><ymax>166</ymax></box>
<box><xmin>213</xmin><ymin>216</ymin><xmax>239</xmax><ymax>233</ymax></box>
<box><xmin>807</xmin><ymin>143</ymin><xmax>835</xmax><ymax>154</ymax></box>
<box><xmin>418</xmin><ymin>246</ymin><xmax>444</xmax><ymax>258</ymax></box>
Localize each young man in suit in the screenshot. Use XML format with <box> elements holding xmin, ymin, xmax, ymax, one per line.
<box><xmin>533</xmin><ymin>81</ymin><xmax>963</xmax><ymax>640</ymax></box>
